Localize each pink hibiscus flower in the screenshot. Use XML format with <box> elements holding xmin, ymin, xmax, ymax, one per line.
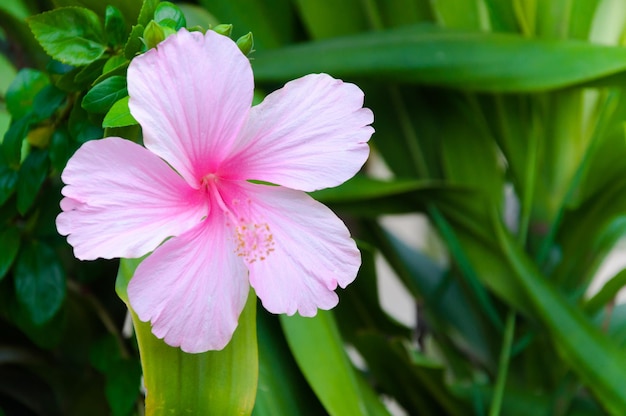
<box><xmin>56</xmin><ymin>29</ymin><xmax>374</xmax><ymax>353</ymax></box>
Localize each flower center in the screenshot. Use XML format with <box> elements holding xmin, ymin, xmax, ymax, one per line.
<box><xmin>234</xmin><ymin>222</ymin><xmax>275</xmax><ymax>263</ymax></box>
<box><xmin>203</xmin><ymin>175</ymin><xmax>275</xmax><ymax>265</ymax></box>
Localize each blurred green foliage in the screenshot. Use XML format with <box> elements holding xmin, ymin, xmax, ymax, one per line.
<box><xmin>2</xmin><ymin>0</ymin><xmax>626</xmax><ymax>415</ymax></box>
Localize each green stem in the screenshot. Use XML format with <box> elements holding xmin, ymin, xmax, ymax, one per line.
<box><xmin>488</xmin><ymin>311</ymin><xmax>516</xmax><ymax>416</ymax></box>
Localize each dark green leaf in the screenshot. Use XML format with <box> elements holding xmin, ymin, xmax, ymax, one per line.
<box><xmin>74</xmin><ymin>57</ymin><xmax>107</xmax><ymax>85</ymax></box>
<box><xmin>105</xmin><ymin>360</ymin><xmax>142</xmax><ymax>416</ymax></box>
<box><xmin>17</xmin><ymin>149</ymin><xmax>49</xmax><ymax>215</ymax></box>
<box><xmin>493</xmin><ymin>216</ymin><xmax>626</xmax><ymax>414</ymax></box>
<box><xmin>5</xmin><ymin>69</ymin><xmax>49</xmax><ymax>119</ymax></box>
<box><xmin>0</xmin><ymin>165</ymin><xmax>18</xmax><ymax>205</ymax></box>
<box><xmin>49</xmin><ymin>128</ymin><xmax>71</xmax><ymax>172</ymax></box>
<box><xmin>124</xmin><ymin>24</ymin><xmax>145</xmax><ymax>59</ymax></box>
<box><xmin>355</xmin><ymin>333</ymin><xmax>467</xmax><ymax>416</ymax></box>
<box><xmin>253</xmin><ymin>310</ymin><xmax>326</xmax><ymax>416</ymax></box>
<box><xmin>154</xmin><ymin>1</ymin><xmax>186</xmax><ymax>30</ymax></box>
<box><xmin>89</xmin><ymin>335</ymin><xmax>122</xmax><ymax>373</ymax></box>
<box><xmin>253</xmin><ymin>24</ymin><xmax>626</xmax><ymax>92</ymax></box>
<box><xmin>31</xmin><ymin>85</ymin><xmax>66</xmax><ymax>122</ymax></box>
<box><xmin>68</xmin><ymin>101</ymin><xmax>104</xmax><ymax>143</ymax></box>
<box><xmin>2</xmin><ymin>116</ymin><xmax>31</xmax><ymax>166</ymax></box>
<box><xmin>27</xmin><ymin>7</ymin><xmax>108</xmax><ymax>66</ymax></box>
<box><xmin>105</xmin><ymin>5</ymin><xmax>127</xmax><ymax>46</ymax></box>
<box><xmin>102</xmin><ymin>96</ymin><xmax>137</xmax><ymax>128</ymax></box>
<box><xmin>81</xmin><ymin>75</ymin><xmax>127</xmax><ymax>113</ymax></box>
<box><xmin>14</xmin><ymin>240</ymin><xmax>66</xmax><ymax>325</ymax></box>
<box><xmin>0</xmin><ymin>226</ymin><xmax>20</xmax><ymax>280</ymax></box>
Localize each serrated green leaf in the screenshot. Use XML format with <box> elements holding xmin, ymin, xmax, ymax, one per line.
<box><xmin>105</xmin><ymin>5</ymin><xmax>127</xmax><ymax>46</ymax></box>
<box><xmin>5</xmin><ymin>69</ymin><xmax>49</xmax><ymax>119</ymax></box>
<box><xmin>81</xmin><ymin>75</ymin><xmax>127</xmax><ymax>114</ymax></box>
<box><xmin>102</xmin><ymin>96</ymin><xmax>136</xmax><ymax>128</ymax></box>
<box><xmin>14</xmin><ymin>240</ymin><xmax>66</xmax><ymax>325</ymax></box>
<box><xmin>27</xmin><ymin>7</ymin><xmax>108</xmax><ymax>66</ymax></box>
<box><xmin>124</xmin><ymin>24</ymin><xmax>145</xmax><ymax>59</ymax></box>
<box><xmin>17</xmin><ymin>149</ymin><xmax>49</xmax><ymax>215</ymax></box>
<box><xmin>137</xmin><ymin>0</ymin><xmax>159</xmax><ymax>27</ymax></box>
<box><xmin>154</xmin><ymin>1</ymin><xmax>186</xmax><ymax>30</ymax></box>
<box><xmin>0</xmin><ymin>226</ymin><xmax>20</xmax><ymax>280</ymax></box>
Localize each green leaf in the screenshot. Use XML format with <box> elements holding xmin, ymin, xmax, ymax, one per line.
<box><xmin>292</xmin><ymin>0</ymin><xmax>368</xmax><ymax>39</ymax></box>
<box><xmin>5</xmin><ymin>69</ymin><xmax>49</xmax><ymax>119</ymax></box>
<box><xmin>2</xmin><ymin>116</ymin><xmax>31</xmax><ymax>166</ymax></box>
<box><xmin>355</xmin><ymin>333</ymin><xmax>467</xmax><ymax>416</ymax></box>
<box><xmin>48</xmin><ymin>128</ymin><xmax>71</xmax><ymax>172</ymax></box>
<box><xmin>492</xmin><ymin>215</ymin><xmax>626</xmax><ymax>414</ymax></box>
<box><xmin>177</xmin><ymin>4</ymin><xmax>218</xmax><ymax>29</ymax></box>
<box><xmin>14</xmin><ymin>240</ymin><xmax>66</xmax><ymax>325</ymax></box>
<box><xmin>197</xmin><ymin>0</ymin><xmax>294</xmax><ymax>49</ymax></box>
<box><xmin>0</xmin><ymin>165</ymin><xmax>18</xmax><ymax>205</ymax></box>
<box><xmin>74</xmin><ymin>58</ymin><xmax>107</xmax><ymax>86</ymax></box>
<box><xmin>105</xmin><ymin>5</ymin><xmax>127</xmax><ymax>46</ymax></box>
<box><xmin>253</xmin><ymin>24</ymin><xmax>626</xmax><ymax>92</ymax></box>
<box><xmin>53</xmin><ymin>0</ymin><xmax>143</xmax><ymax>30</ymax></box>
<box><xmin>154</xmin><ymin>1</ymin><xmax>187</xmax><ymax>30</ymax></box>
<box><xmin>81</xmin><ymin>76</ymin><xmax>127</xmax><ymax>114</ymax></box>
<box><xmin>102</xmin><ymin>55</ymin><xmax>128</xmax><ymax>74</ymax></box>
<box><xmin>124</xmin><ymin>24</ymin><xmax>145</xmax><ymax>59</ymax></box>
<box><xmin>31</xmin><ymin>85</ymin><xmax>66</xmax><ymax>122</ymax></box>
<box><xmin>105</xmin><ymin>360</ymin><xmax>142</xmax><ymax>416</ymax></box>
<box><xmin>585</xmin><ymin>269</ymin><xmax>626</xmax><ymax>316</ymax></box>
<box><xmin>17</xmin><ymin>149</ymin><xmax>49</xmax><ymax>215</ymax></box>
<box><xmin>116</xmin><ymin>258</ymin><xmax>258</xmax><ymax>415</ymax></box>
<box><xmin>0</xmin><ymin>226</ymin><xmax>20</xmax><ymax>280</ymax></box>
<box><xmin>253</xmin><ymin>310</ymin><xmax>326</xmax><ymax>416</ymax></box>
<box><xmin>27</xmin><ymin>7</ymin><xmax>108</xmax><ymax>66</ymax></box>
<box><xmin>68</xmin><ymin>101</ymin><xmax>104</xmax><ymax>143</ymax></box>
<box><xmin>102</xmin><ymin>96</ymin><xmax>137</xmax><ymax>128</ymax></box>
<box><xmin>280</xmin><ymin>311</ymin><xmax>390</xmax><ymax>416</ymax></box>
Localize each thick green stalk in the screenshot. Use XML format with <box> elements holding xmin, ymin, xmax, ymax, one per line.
<box><xmin>116</xmin><ymin>258</ymin><xmax>258</xmax><ymax>415</ymax></box>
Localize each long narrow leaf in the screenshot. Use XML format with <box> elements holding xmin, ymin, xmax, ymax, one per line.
<box><xmin>253</xmin><ymin>24</ymin><xmax>626</xmax><ymax>92</ymax></box>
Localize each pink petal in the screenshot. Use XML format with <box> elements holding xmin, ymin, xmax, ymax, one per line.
<box><xmin>128</xmin><ymin>216</ymin><xmax>250</xmax><ymax>353</ymax></box>
<box><xmin>218</xmin><ymin>182</ymin><xmax>360</xmax><ymax>316</ymax></box>
<box><xmin>56</xmin><ymin>138</ymin><xmax>206</xmax><ymax>260</ymax></box>
<box><xmin>127</xmin><ymin>29</ymin><xmax>254</xmax><ymax>187</ymax></box>
<box><xmin>223</xmin><ymin>74</ymin><xmax>374</xmax><ymax>192</ymax></box>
